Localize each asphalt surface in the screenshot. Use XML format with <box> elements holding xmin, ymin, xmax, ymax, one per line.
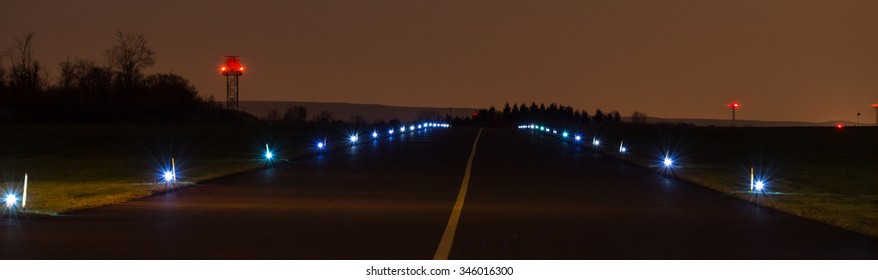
<box><xmin>2</xmin><ymin>127</ymin><xmax>876</xmax><ymax>259</ymax></box>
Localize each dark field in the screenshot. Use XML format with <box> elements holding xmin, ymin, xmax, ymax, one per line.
<box><xmin>570</xmin><ymin>124</ymin><xmax>878</xmax><ymax>237</ymax></box>
<box><xmin>0</xmin><ymin>123</ymin><xmax>360</xmax><ymax>214</ymax></box>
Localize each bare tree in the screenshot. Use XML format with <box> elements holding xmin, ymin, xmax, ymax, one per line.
<box><xmin>107</xmin><ymin>31</ymin><xmax>155</xmax><ymax>90</ymax></box>
<box><xmin>9</xmin><ymin>33</ymin><xmax>44</xmax><ymax>93</ymax></box>
<box><xmin>0</xmin><ymin>53</ymin><xmax>7</xmax><ymax>89</ymax></box>
<box><xmin>313</xmin><ymin>110</ymin><xmax>333</xmax><ymax>123</ymax></box>
<box><xmin>631</xmin><ymin>111</ymin><xmax>648</xmax><ymax>124</ymax></box>
<box><xmin>58</xmin><ymin>57</ymin><xmax>79</xmax><ymax>90</ymax></box>
<box><xmin>282</xmin><ymin>105</ymin><xmax>308</xmax><ymax>122</ymax></box>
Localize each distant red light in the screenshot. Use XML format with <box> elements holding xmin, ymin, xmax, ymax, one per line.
<box><xmin>730</xmin><ymin>102</ymin><xmax>740</xmax><ymax>108</ymax></box>
<box><xmin>221</xmin><ymin>56</ymin><xmax>244</xmax><ymax>76</ymax></box>
<box><xmin>836</xmin><ymin>123</ymin><xmax>844</xmax><ymax>129</ymax></box>
<box><xmin>473</xmin><ymin>111</ymin><xmax>478</xmax><ymax>117</ymax></box>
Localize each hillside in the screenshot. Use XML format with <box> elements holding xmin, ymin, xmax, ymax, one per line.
<box><xmin>240</xmin><ymin>101</ymin><xmax>862</xmax><ymax>127</ymax></box>
<box><xmin>240</xmin><ymin>101</ymin><xmax>477</xmax><ymax>123</ymax></box>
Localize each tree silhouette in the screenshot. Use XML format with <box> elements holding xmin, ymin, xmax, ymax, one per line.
<box><xmin>9</xmin><ymin>33</ymin><xmax>44</xmax><ymax>93</ymax></box>
<box><xmin>107</xmin><ymin>31</ymin><xmax>155</xmax><ymax>91</ymax></box>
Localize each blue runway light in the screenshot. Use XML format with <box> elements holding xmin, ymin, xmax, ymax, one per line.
<box><xmin>388</xmin><ymin>129</ymin><xmax>394</xmax><ymax>134</ymax></box>
<box><xmin>349</xmin><ymin>134</ymin><xmax>359</xmax><ymax>143</ymax></box>
<box><xmin>400</xmin><ymin>126</ymin><xmax>406</xmax><ymax>132</ymax></box>
<box><xmin>264</xmin><ymin>144</ymin><xmax>273</xmax><ymax>160</ymax></box>
<box><xmin>410</xmin><ymin>125</ymin><xmax>415</xmax><ymax>130</ymax></box>
<box><xmin>317</xmin><ymin>142</ymin><xmax>326</xmax><ymax>149</ymax></box>
<box><xmin>372</xmin><ymin>131</ymin><xmax>378</xmax><ymax>138</ymax></box>
<box><xmin>575</xmin><ymin>135</ymin><xmax>582</xmax><ymax>141</ymax></box>
<box><xmin>562</xmin><ymin>132</ymin><xmax>569</xmax><ymax>138</ymax></box>
<box><xmin>663</xmin><ymin>157</ymin><xmax>673</xmax><ymax>167</ymax></box>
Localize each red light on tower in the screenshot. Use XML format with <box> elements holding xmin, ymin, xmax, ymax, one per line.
<box><xmin>221</xmin><ymin>55</ymin><xmax>244</xmax><ymax>111</ymax></box>
<box><xmin>221</xmin><ymin>56</ymin><xmax>244</xmax><ymax>76</ymax></box>
<box><xmin>728</xmin><ymin>101</ymin><xmax>741</xmax><ymax>126</ymax></box>
<box><xmin>836</xmin><ymin>123</ymin><xmax>844</xmax><ymax>129</ymax></box>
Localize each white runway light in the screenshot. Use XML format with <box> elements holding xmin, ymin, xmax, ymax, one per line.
<box><xmin>317</xmin><ymin>142</ymin><xmax>325</xmax><ymax>149</ymax></box>
<box><xmin>388</xmin><ymin>129</ymin><xmax>394</xmax><ymax>134</ymax></box>
<box><xmin>592</xmin><ymin>137</ymin><xmax>600</xmax><ymax>146</ymax></box>
<box><xmin>5</xmin><ymin>194</ymin><xmax>16</xmax><ymax>208</ymax></box>
<box><xmin>372</xmin><ymin>131</ymin><xmax>378</xmax><ymax>138</ymax></box>
<box><xmin>755</xmin><ymin>181</ymin><xmax>765</xmax><ymax>191</ymax></box>
<box><xmin>400</xmin><ymin>126</ymin><xmax>406</xmax><ymax>132</ymax></box>
<box><xmin>575</xmin><ymin>135</ymin><xmax>582</xmax><ymax>141</ymax></box>
<box><xmin>163</xmin><ymin>171</ymin><xmax>175</xmax><ymax>183</ymax></box>
<box><xmin>562</xmin><ymin>132</ymin><xmax>569</xmax><ymax>138</ymax></box>
<box><xmin>350</xmin><ymin>134</ymin><xmax>359</xmax><ymax>143</ymax></box>
<box><xmin>663</xmin><ymin>155</ymin><xmax>673</xmax><ymax>167</ymax></box>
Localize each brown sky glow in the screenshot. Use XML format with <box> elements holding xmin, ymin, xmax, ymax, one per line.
<box><xmin>3</xmin><ymin>0</ymin><xmax>877</xmax><ymax>122</ymax></box>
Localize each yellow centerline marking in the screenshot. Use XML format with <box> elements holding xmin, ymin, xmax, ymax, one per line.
<box><xmin>434</xmin><ymin>127</ymin><xmax>484</xmax><ymax>260</ymax></box>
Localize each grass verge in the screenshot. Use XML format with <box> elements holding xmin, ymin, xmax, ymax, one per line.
<box><xmin>1</xmin><ymin>123</ymin><xmax>353</xmax><ymax>214</ymax></box>
<box><xmin>573</xmin><ymin>124</ymin><xmax>878</xmax><ymax>238</ymax></box>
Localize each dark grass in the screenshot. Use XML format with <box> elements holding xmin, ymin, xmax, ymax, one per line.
<box><xmin>0</xmin><ymin>123</ymin><xmax>367</xmax><ymax>214</ymax></box>
<box><xmin>572</xmin><ymin>124</ymin><xmax>878</xmax><ymax>237</ymax></box>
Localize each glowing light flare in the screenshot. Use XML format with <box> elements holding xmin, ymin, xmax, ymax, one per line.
<box><xmin>400</xmin><ymin>126</ymin><xmax>406</xmax><ymax>132</ymax></box>
<box><xmin>264</xmin><ymin>144</ymin><xmax>273</xmax><ymax>160</ymax></box>
<box><xmin>316</xmin><ymin>142</ymin><xmax>326</xmax><ymax>149</ymax></box>
<box><xmin>409</xmin><ymin>125</ymin><xmax>415</xmax><ymax>130</ymax></box>
<box><xmin>163</xmin><ymin>171</ymin><xmax>175</xmax><ymax>183</ymax></box>
<box><xmin>574</xmin><ymin>135</ymin><xmax>582</xmax><ymax>141</ymax></box>
<box><xmin>592</xmin><ymin>137</ymin><xmax>600</xmax><ymax>146</ymax></box>
<box><xmin>388</xmin><ymin>129</ymin><xmax>394</xmax><ymax>134</ymax></box>
<box><xmin>562</xmin><ymin>132</ymin><xmax>569</xmax><ymax>138</ymax></box>
<box><xmin>349</xmin><ymin>135</ymin><xmax>359</xmax><ymax>143</ymax></box>
<box><xmin>372</xmin><ymin>131</ymin><xmax>379</xmax><ymax>138</ymax></box>
<box><xmin>754</xmin><ymin>181</ymin><xmax>765</xmax><ymax>191</ymax></box>
<box><xmin>836</xmin><ymin>123</ymin><xmax>844</xmax><ymax>129</ymax></box>
<box><xmin>5</xmin><ymin>194</ymin><xmax>16</xmax><ymax>208</ymax></box>
<box><xmin>730</xmin><ymin>102</ymin><xmax>740</xmax><ymax>108</ymax></box>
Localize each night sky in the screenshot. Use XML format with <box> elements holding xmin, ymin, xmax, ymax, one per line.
<box><xmin>3</xmin><ymin>0</ymin><xmax>876</xmax><ymax>122</ymax></box>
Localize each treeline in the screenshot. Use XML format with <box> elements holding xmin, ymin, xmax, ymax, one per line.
<box><xmin>0</xmin><ymin>32</ymin><xmax>241</xmax><ymax>123</ymax></box>
<box><xmin>456</xmin><ymin>102</ymin><xmax>648</xmax><ymax>128</ymax></box>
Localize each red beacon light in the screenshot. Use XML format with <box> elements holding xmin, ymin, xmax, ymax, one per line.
<box><xmin>730</xmin><ymin>102</ymin><xmax>740</xmax><ymax>108</ymax></box>
<box><xmin>836</xmin><ymin>123</ymin><xmax>844</xmax><ymax>129</ymax></box>
<box><xmin>220</xmin><ymin>56</ymin><xmax>244</xmax><ymax>76</ymax></box>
